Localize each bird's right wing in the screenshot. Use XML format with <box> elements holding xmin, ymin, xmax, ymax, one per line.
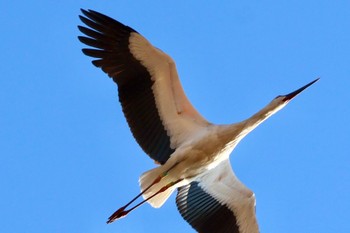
<box><xmin>78</xmin><ymin>9</ymin><xmax>210</xmax><ymax>165</ymax></box>
<box><xmin>176</xmin><ymin>159</ymin><xmax>259</xmax><ymax>233</ymax></box>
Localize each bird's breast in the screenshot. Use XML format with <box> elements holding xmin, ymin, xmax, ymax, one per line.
<box><xmin>171</xmin><ymin>132</ymin><xmax>234</xmax><ymax>179</ymax></box>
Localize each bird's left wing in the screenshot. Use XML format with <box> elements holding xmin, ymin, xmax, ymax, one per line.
<box><xmin>176</xmin><ymin>159</ymin><xmax>259</xmax><ymax>233</ymax></box>
<box><xmin>78</xmin><ymin>9</ymin><xmax>210</xmax><ymax>164</ymax></box>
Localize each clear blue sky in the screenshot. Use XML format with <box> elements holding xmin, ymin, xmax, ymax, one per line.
<box><xmin>1</xmin><ymin>1</ymin><xmax>349</xmax><ymax>233</ymax></box>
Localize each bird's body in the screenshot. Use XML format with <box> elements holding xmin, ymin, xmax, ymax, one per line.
<box><xmin>78</xmin><ymin>9</ymin><xmax>318</xmax><ymax>233</ymax></box>
<box><xmin>140</xmin><ymin>124</ymin><xmax>239</xmax><ymax>207</ymax></box>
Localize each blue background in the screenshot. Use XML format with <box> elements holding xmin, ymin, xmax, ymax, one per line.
<box><xmin>1</xmin><ymin>1</ymin><xmax>349</xmax><ymax>232</ymax></box>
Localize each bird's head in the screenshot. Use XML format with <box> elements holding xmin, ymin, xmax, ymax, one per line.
<box><xmin>242</xmin><ymin>78</ymin><xmax>319</xmax><ymax>133</ymax></box>
<box><xmin>276</xmin><ymin>78</ymin><xmax>319</xmax><ymax>104</ymax></box>
<box><xmin>270</xmin><ymin>78</ymin><xmax>318</xmax><ymax>115</ymax></box>
<box><xmin>268</xmin><ymin>78</ymin><xmax>319</xmax><ymax>112</ymax></box>
<box><xmin>250</xmin><ymin>78</ymin><xmax>320</xmax><ymax>126</ymax></box>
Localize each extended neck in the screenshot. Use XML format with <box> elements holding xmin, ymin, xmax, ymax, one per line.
<box><xmin>239</xmin><ymin>99</ymin><xmax>286</xmax><ymax>137</ymax></box>
<box><xmin>222</xmin><ymin>79</ymin><xmax>318</xmax><ymax>146</ymax></box>
<box><xmin>218</xmin><ymin>98</ymin><xmax>286</xmax><ymax>148</ymax></box>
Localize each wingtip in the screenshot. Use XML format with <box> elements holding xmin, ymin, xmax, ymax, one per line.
<box><xmin>80</xmin><ymin>9</ymin><xmax>98</xmax><ymax>19</ymax></box>
<box><xmin>80</xmin><ymin>8</ymin><xmax>89</xmax><ymax>15</ymax></box>
<box><xmin>77</xmin><ymin>25</ymin><xmax>85</xmax><ymax>33</ymax></box>
<box><xmin>79</xmin><ymin>8</ymin><xmax>86</xmax><ymax>17</ymax></box>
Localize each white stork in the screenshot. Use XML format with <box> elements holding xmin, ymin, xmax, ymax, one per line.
<box><xmin>78</xmin><ymin>9</ymin><xmax>318</xmax><ymax>233</ymax></box>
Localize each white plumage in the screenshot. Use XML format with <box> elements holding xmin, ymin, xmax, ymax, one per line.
<box><xmin>78</xmin><ymin>9</ymin><xmax>318</xmax><ymax>233</ymax></box>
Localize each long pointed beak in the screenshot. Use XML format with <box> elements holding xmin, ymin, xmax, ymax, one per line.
<box><xmin>283</xmin><ymin>78</ymin><xmax>319</xmax><ymax>101</ymax></box>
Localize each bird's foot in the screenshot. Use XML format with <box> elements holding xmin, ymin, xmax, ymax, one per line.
<box><xmin>106</xmin><ymin>206</ymin><xmax>129</xmax><ymax>224</ymax></box>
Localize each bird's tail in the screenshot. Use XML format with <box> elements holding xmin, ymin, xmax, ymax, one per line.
<box><xmin>139</xmin><ymin>166</ymin><xmax>176</xmax><ymax>208</ymax></box>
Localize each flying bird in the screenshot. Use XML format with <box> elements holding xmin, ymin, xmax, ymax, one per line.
<box><xmin>78</xmin><ymin>9</ymin><xmax>318</xmax><ymax>233</ymax></box>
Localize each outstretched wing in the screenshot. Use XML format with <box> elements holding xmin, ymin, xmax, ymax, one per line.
<box><xmin>176</xmin><ymin>159</ymin><xmax>259</xmax><ymax>233</ymax></box>
<box><xmin>78</xmin><ymin>9</ymin><xmax>210</xmax><ymax>164</ymax></box>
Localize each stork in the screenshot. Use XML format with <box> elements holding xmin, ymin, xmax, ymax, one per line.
<box><xmin>78</xmin><ymin>9</ymin><xmax>318</xmax><ymax>233</ymax></box>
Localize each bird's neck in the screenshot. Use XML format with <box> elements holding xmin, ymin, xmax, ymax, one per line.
<box><xmin>221</xmin><ymin>99</ymin><xmax>285</xmax><ymax>146</ymax></box>
<box><xmin>241</xmin><ymin>99</ymin><xmax>285</xmax><ymax>136</ymax></box>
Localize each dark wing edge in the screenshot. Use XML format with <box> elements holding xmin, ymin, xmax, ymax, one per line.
<box><xmin>78</xmin><ymin>9</ymin><xmax>174</xmax><ymax>164</ymax></box>
<box><xmin>176</xmin><ymin>181</ymin><xmax>240</xmax><ymax>233</ymax></box>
